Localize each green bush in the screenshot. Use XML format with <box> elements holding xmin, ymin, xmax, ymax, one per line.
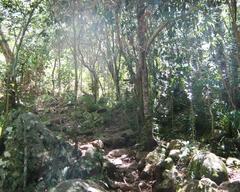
<box><xmin>219</xmin><ymin>110</ymin><xmax>240</xmax><ymax>137</ymax></box>
<box><xmin>71</xmin><ymin>109</ymin><xmax>104</xmax><ymax>132</ymax></box>
<box><xmin>79</xmin><ymin>95</ymin><xmax>98</xmax><ymax>112</ymax></box>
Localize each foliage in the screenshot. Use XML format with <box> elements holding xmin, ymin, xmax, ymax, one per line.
<box><xmin>219</xmin><ymin>110</ymin><xmax>240</xmax><ymax>138</ymax></box>
<box><xmin>0</xmin><ymin>2</ymin><xmax>240</xmax><ymax>187</ymax></box>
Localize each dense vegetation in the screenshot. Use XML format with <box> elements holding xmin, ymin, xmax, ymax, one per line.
<box><xmin>0</xmin><ymin>0</ymin><xmax>240</xmax><ymax>192</ymax></box>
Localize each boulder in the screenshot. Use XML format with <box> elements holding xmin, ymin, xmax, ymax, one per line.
<box><xmin>179</xmin><ymin>178</ymin><xmax>218</xmax><ymax>192</ymax></box>
<box><xmin>169</xmin><ymin>149</ymin><xmax>181</xmax><ymax>161</ymax></box>
<box><xmin>140</xmin><ymin>163</ymin><xmax>154</xmax><ymax>179</ymax></box>
<box><xmin>188</xmin><ymin>151</ymin><xmax>228</xmax><ymax>184</ymax></box>
<box><xmin>218</xmin><ymin>180</ymin><xmax>240</xmax><ymax>192</ymax></box>
<box><xmin>50</xmin><ymin>179</ymin><xmax>108</xmax><ymax>192</ymax></box>
<box><xmin>161</xmin><ymin>157</ymin><xmax>174</xmax><ymax>170</ymax></box>
<box><xmin>145</xmin><ymin>146</ymin><xmax>166</xmax><ymax>165</ymax></box>
<box><xmin>152</xmin><ymin>166</ymin><xmax>179</xmax><ymax>192</ymax></box>
<box><xmin>167</xmin><ymin>139</ymin><xmax>186</xmax><ymax>151</ymax></box>
<box><xmin>179</xmin><ymin>147</ymin><xmax>192</xmax><ymax>165</ymax></box>
<box><xmin>102</xmin><ymin>129</ymin><xmax>136</xmax><ymax>148</ymax></box>
<box><xmin>1</xmin><ymin>113</ymin><xmax>105</xmax><ymax>192</ymax></box>
<box><xmin>154</xmin><ymin>157</ymin><xmax>174</xmax><ymax>179</ymax></box>
<box><xmin>140</xmin><ymin>146</ymin><xmax>166</xmax><ymax>179</ymax></box>
<box><xmin>226</xmin><ymin>157</ymin><xmax>240</xmax><ymax>168</ymax></box>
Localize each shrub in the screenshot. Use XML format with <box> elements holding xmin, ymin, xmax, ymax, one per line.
<box><xmin>219</xmin><ymin>110</ymin><xmax>240</xmax><ymax>137</ymax></box>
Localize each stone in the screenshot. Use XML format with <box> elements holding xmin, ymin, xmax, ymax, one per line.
<box><xmin>218</xmin><ymin>180</ymin><xmax>240</xmax><ymax>192</ymax></box>
<box><xmin>162</xmin><ymin>157</ymin><xmax>174</xmax><ymax>170</ymax></box>
<box><xmin>152</xmin><ymin>167</ymin><xmax>179</xmax><ymax>192</ymax></box>
<box><xmin>90</xmin><ymin>140</ymin><xmax>104</xmax><ymax>149</ymax></box>
<box><xmin>140</xmin><ymin>163</ymin><xmax>153</xmax><ymax>179</ymax></box>
<box><xmin>154</xmin><ymin>157</ymin><xmax>174</xmax><ymax>179</ymax></box>
<box><xmin>226</xmin><ymin>157</ymin><xmax>240</xmax><ymax>168</ymax></box>
<box><xmin>188</xmin><ymin>151</ymin><xmax>228</xmax><ymax>184</ymax></box>
<box><xmin>167</xmin><ymin>139</ymin><xmax>185</xmax><ymax>151</ymax></box>
<box><xmin>142</xmin><ymin>147</ymin><xmax>166</xmax><ymax>180</ymax></box>
<box><xmin>50</xmin><ymin>179</ymin><xmax>108</xmax><ymax>192</ymax></box>
<box><xmin>102</xmin><ymin>129</ymin><xmax>136</xmax><ymax>148</ymax></box>
<box><xmin>179</xmin><ymin>178</ymin><xmax>218</xmax><ymax>192</ymax></box>
<box><xmin>137</xmin><ymin>159</ymin><xmax>146</xmax><ymax>172</ymax></box>
<box><xmin>179</xmin><ymin>147</ymin><xmax>192</xmax><ymax>165</ymax></box>
<box><xmin>145</xmin><ymin>146</ymin><xmax>166</xmax><ymax>165</ymax></box>
<box><xmin>1</xmin><ymin>113</ymin><xmax>105</xmax><ymax>192</ymax></box>
<box><xmin>169</xmin><ymin>149</ymin><xmax>181</xmax><ymax>161</ymax></box>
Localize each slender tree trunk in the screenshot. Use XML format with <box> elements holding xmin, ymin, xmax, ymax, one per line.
<box><xmin>115</xmin><ymin>67</ymin><xmax>121</xmax><ymax>101</ymax></box>
<box><xmin>72</xmin><ymin>2</ymin><xmax>79</xmax><ymax>102</ymax></box>
<box><xmin>0</xmin><ymin>28</ymin><xmax>16</xmax><ymax>112</ymax></box>
<box><xmin>92</xmin><ymin>75</ymin><xmax>99</xmax><ymax>102</ymax></box>
<box><xmin>80</xmin><ymin>59</ymin><xmax>83</xmax><ymax>96</ymax></box>
<box><xmin>114</xmin><ymin>10</ymin><xmax>122</xmax><ymax>101</ymax></box>
<box><xmin>136</xmin><ymin>1</ymin><xmax>156</xmax><ymax>149</ymax></box>
<box><xmin>52</xmin><ymin>58</ymin><xmax>57</xmax><ymax>95</ymax></box>
<box><xmin>57</xmin><ymin>47</ymin><xmax>62</xmax><ymax>96</ymax></box>
<box><xmin>227</xmin><ymin>0</ymin><xmax>240</xmax><ymax>108</ymax></box>
<box><xmin>0</xmin><ymin>2</ymin><xmax>39</xmax><ymax>113</ymax></box>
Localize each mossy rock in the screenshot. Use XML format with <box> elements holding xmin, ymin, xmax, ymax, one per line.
<box><xmin>50</xmin><ymin>179</ymin><xmax>108</xmax><ymax>192</ymax></box>
<box><xmin>178</xmin><ymin>178</ymin><xmax>218</xmax><ymax>192</ymax></box>
<box><xmin>188</xmin><ymin>151</ymin><xmax>228</xmax><ymax>184</ymax></box>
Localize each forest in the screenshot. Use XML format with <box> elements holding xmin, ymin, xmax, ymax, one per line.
<box><xmin>0</xmin><ymin>0</ymin><xmax>240</xmax><ymax>191</ymax></box>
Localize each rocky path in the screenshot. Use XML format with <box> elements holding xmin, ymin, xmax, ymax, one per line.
<box><xmin>75</xmin><ymin>126</ymin><xmax>153</xmax><ymax>192</ymax></box>
<box><xmin>37</xmin><ymin>102</ymin><xmax>240</xmax><ymax>192</ymax></box>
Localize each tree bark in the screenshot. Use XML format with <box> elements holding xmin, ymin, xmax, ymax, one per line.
<box><xmin>0</xmin><ymin>1</ymin><xmax>40</xmax><ymax>113</ymax></box>
<box><xmin>136</xmin><ymin>1</ymin><xmax>157</xmax><ymax>149</ymax></box>
<box><xmin>0</xmin><ymin>28</ymin><xmax>16</xmax><ymax>112</ymax></box>
<box><xmin>72</xmin><ymin>1</ymin><xmax>79</xmax><ymax>102</ymax></box>
<box><xmin>227</xmin><ymin>0</ymin><xmax>240</xmax><ymax>108</ymax></box>
<box><xmin>52</xmin><ymin>58</ymin><xmax>57</xmax><ymax>95</ymax></box>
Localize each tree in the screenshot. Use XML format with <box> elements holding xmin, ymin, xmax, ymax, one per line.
<box><xmin>0</xmin><ymin>0</ymin><xmax>44</xmax><ymax>113</ymax></box>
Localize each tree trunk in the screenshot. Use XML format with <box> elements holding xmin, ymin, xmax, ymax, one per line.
<box><xmin>136</xmin><ymin>1</ymin><xmax>156</xmax><ymax>149</ymax></box>
<box><xmin>0</xmin><ymin>28</ymin><xmax>16</xmax><ymax>112</ymax></box>
<box><xmin>228</xmin><ymin>0</ymin><xmax>240</xmax><ymax>108</ymax></box>
<box><xmin>52</xmin><ymin>58</ymin><xmax>57</xmax><ymax>95</ymax></box>
<box><xmin>114</xmin><ymin>10</ymin><xmax>122</xmax><ymax>101</ymax></box>
<box><xmin>57</xmin><ymin>40</ymin><xmax>62</xmax><ymax>96</ymax></box>
<box><xmin>72</xmin><ymin>2</ymin><xmax>79</xmax><ymax>102</ymax></box>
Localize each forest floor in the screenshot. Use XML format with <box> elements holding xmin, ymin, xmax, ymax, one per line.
<box><xmin>36</xmin><ymin>100</ymin><xmax>240</xmax><ymax>192</ymax></box>
<box><xmin>37</xmin><ymin>100</ymin><xmax>155</xmax><ymax>191</ymax></box>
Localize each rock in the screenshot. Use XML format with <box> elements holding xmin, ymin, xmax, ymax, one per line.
<box><xmin>188</xmin><ymin>151</ymin><xmax>228</xmax><ymax>184</ymax></box>
<box><xmin>145</xmin><ymin>146</ymin><xmax>166</xmax><ymax>165</ymax></box>
<box><xmin>152</xmin><ymin>166</ymin><xmax>179</xmax><ymax>192</ymax></box>
<box><xmin>137</xmin><ymin>159</ymin><xmax>146</xmax><ymax>172</ymax></box>
<box><xmin>50</xmin><ymin>179</ymin><xmax>108</xmax><ymax>192</ymax></box>
<box><xmin>103</xmin><ymin>161</ymin><xmax>118</xmax><ymax>180</ymax></box>
<box><xmin>135</xmin><ymin>151</ymin><xmax>148</xmax><ymax>161</ymax></box>
<box><xmin>107</xmin><ymin>148</ymin><xmax>129</xmax><ymax>158</ymax></box>
<box><xmin>167</xmin><ymin>139</ymin><xmax>185</xmax><ymax>151</ymax></box>
<box><xmin>218</xmin><ymin>180</ymin><xmax>240</xmax><ymax>192</ymax></box>
<box><xmin>162</xmin><ymin>157</ymin><xmax>174</xmax><ymax>170</ymax></box>
<box><xmin>179</xmin><ymin>178</ymin><xmax>218</xmax><ymax>192</ymax></box>
<box><xmin>169</xmin><ymin>149</ymin><xmax>181</xmax><ymax>161</ymax></box>
<box><xmin>200</xmin><ymin>178</ymin><xmax>218</xmax><ymax>189</ymax></box>
<box><xmin>226</xmin><ymin>157</ymin><xmax>240</xmax><ymax>168</ymax></box>
<box><xmin>90</xmin><ymin>140</ymin><xmax>104</xmax><ymax>149</ymax></box>
<box><xmin>102</xmin><ymin>129</ymin><xmax>136</xmax><ymax>148</ymax></box>
<box><xmin>1</xmin><ymin>113</ymin><xmax>105</xmax><ymax>192</ymax></box>
<box><xmin>141</xmin><ymin>147</ymin><xmax>166</xmax><ymax>180</ymax></box>
<box><xmin>179</xmin><ymin>147</ymin><xmax>192</xmax><ymax>165</ymax></box>
<box><xmin>140</xmin><ymin>163</ymin><xmax>154</xmax><ymax>179</ymax></box>
<box><xmin>154</xmin><ymin>157</ymin><xmax>174</xmax><ymax>179</ymax></box>
<box><xmin>154</xmin><ymin>157</ymin><xmax>174</xmax><ymax>176</ymax></box>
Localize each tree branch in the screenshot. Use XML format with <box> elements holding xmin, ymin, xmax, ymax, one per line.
<box><xmin>0</xmin><ymin>27</ymin><xmax>14</xmax><ymax>64</ymax></box>
<box><xmin>146</xmin><ymin>5</ymin><xmax>200</xmax><ymax>52</ymax></box>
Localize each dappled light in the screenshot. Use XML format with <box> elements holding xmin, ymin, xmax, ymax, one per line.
<box><xmin>0</xmin><ymin>0</ymin><xmax>240</xmax><ymax>192</ymax></box>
